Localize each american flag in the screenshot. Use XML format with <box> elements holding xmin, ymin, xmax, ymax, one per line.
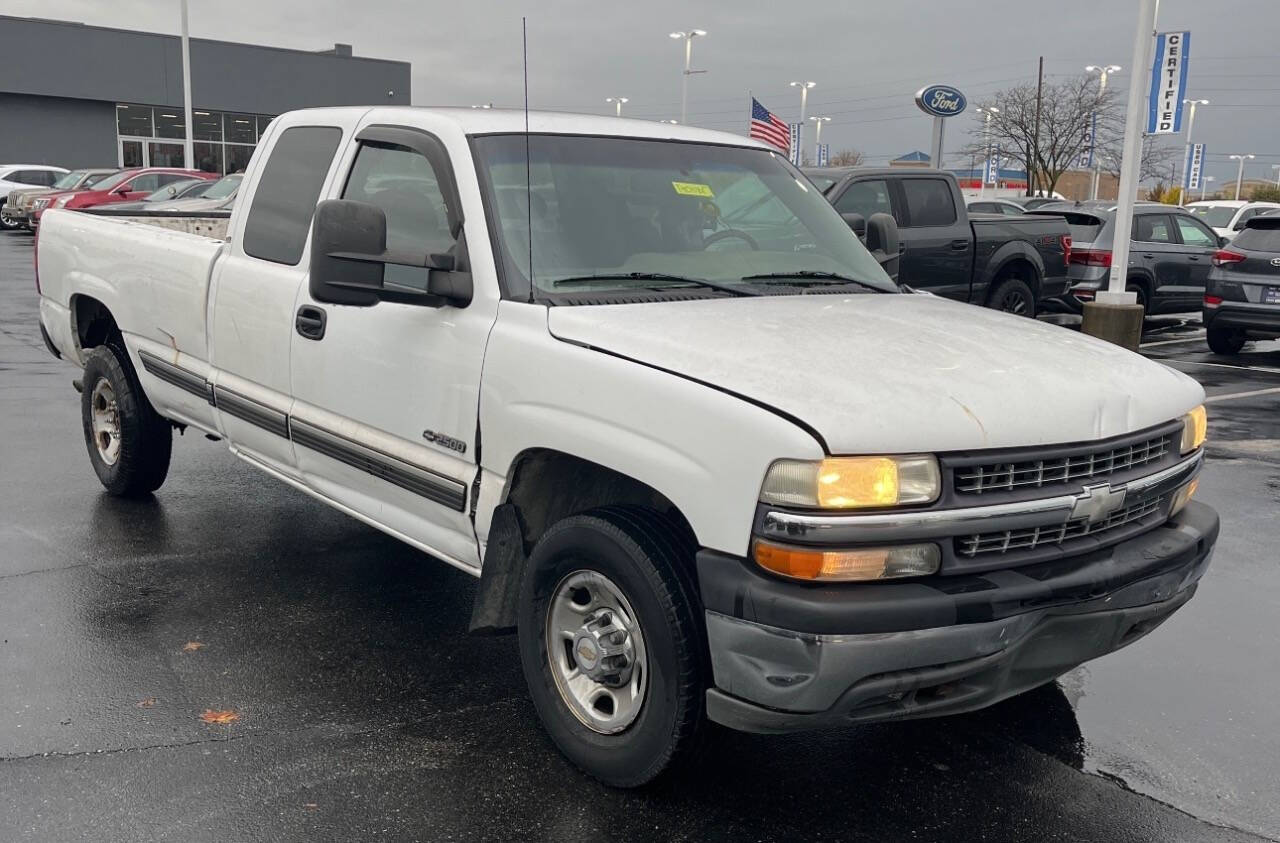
<box><xmin>749</xmin><ymin>97</ymin><xmax>790</xmax><ymax>153</ymax></box>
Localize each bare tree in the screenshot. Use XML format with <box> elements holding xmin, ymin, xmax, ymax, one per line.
<box><xmin>965</xmin><ymin>75</ymin><xmax>1123</xmax><ymax>197</ymax></box>
<box><xmin>1099</xmin><ymin>139</ymin><xmax>1180</xmax><ymax>184</ymax></box>
<box><xmin>829</xmin><ymin>148</ymin><xmax>864</xmax><ymax>167</ymax></box>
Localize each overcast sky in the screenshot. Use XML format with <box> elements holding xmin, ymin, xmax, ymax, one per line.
<box><xmin>6</xmin><ymin>0</ymin><xmax>1278</xmax><ymax>187</ymax></box>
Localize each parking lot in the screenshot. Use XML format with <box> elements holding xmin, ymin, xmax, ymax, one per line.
<box><xmin>1</xmin><ymin>228</ymin><xmax>1277</xmax><ymax>842</ymax></box>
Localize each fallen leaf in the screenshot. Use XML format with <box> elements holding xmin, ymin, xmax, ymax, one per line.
<box><xmin>136</xmin><ymin>697</ymin><xmax>157</xmax><ymax>708</ymax></box>
<box><xmin>200</xmin><ymin>709</ymin><xmax>239</xmax><ymax>725</ymax></box>
<box><xmin>182</xmin><ymin>641</ymin><xmax>205</xmax><ymax>652</ymax></box>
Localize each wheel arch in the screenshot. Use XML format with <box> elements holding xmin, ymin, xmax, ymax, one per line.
<box><xmin>984</xmin><ymin>244</ymin><xmax>1044</xmax><ymax>301</ymax></box>
<box><xmin>70</xmin><ymin>294</ymin><xmax>123</xmax><ymax>357</ymax></box>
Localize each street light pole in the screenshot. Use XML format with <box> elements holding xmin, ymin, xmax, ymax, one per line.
<box><xmin>1179</xmin><ymin>98</ymin><xmax>1208</xmax><ymax>204</ymax></box>
<box><xmin>1200</xmin><ymin>175</ymin><xmax>1215</xmax><ymax>201</ymax></box>
<box><xmin>975</xmin><ymin>106</ymin><xmax>999</xmax><ymax>198</ymax></box>
<box><xmin>790</xmin><ymin>81</ymin><xmax>816</xmax><ymax>161</ymax></box>
<box><xmin>179</xmin><ymin>0</ymin><xmax>194</xmax><ymax>170</ymax></box>
<box><xmin>669</xmin><ymin>30</ymin><xmax>706</xmax><ymax>125</ymax></box>
<box><xmin>808</xmin><ymin>116</ymin><xmax>830</xmax><ymax>165</ymax></box>
<box><xmin>605</xmin><ymin>97</ymin><xmax>629</xmax><ymax>117</ymax></box>
<box><xmin>1230</xmin><ymin>154</ymin><xmax>1255</xmax><ymax>200</ymax></box>
<box><xmin>1273</xmin><ymin>164</ymin><xmax>1280</xmax><ymax>188</ymax></box>
<box><xmin>1085</xmin><ymin>64</ymin><xmax>1121</xmax><ymax>201</ymax></box>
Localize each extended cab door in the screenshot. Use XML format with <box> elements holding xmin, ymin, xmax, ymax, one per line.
<box><xmin>890</xmin><ymin>175</ymin><xmax>973</xmax><ymax>300</ymax></box>
<box><xmin>286</xmin><ymin>117</ymin><xmax>499</xmax><ymax>571</ymax></box>
<box><xmin>208</xmin><ymin>119</ymin><xmax>353</xmax><ymax>476</ymax></box>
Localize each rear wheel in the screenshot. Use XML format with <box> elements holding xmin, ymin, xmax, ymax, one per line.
<box><xmin>80</xmin><ymin>344</ymin><xmax>172</xmax><ymax>496</ymax></box>
<box><xmin>1206</xmin><ymin>325</ymin><xmax>1246</xmax><ymax>355</ymax></box>
<box><xmin>989</xmin><ymin>276</ymin><xmax>1036</xmax><ymax>316</ymax></box>
<box><xmin>517</xmin><ymin>507</ymin><xmax>707</xmax><ymax>787</ymax></box>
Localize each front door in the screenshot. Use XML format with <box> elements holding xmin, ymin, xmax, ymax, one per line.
<box><xmin>1132</xmin><ymin>213</ymin><xmax>1188</xmax><ymax>311</ymax></box>
<box><xmin>119</xmin><ymin>138</ymin><xmax>145</xmax><ymax>168</ymax></box>
<box><xmin>287</xmin><ymin>122</ymin><xmax>498</xmax><ymax>571</ymax></box>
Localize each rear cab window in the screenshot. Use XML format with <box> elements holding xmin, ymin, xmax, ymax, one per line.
<box><xmin>243</xmin><ymin>126</ymin><xmax>344</xmax><ymax>265</ymax></box>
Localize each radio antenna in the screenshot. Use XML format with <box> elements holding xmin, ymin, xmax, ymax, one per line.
<box><xmin>523</xmin><ymin>16</ymin><xmax>534</xmax><ymax>303</ymax></box>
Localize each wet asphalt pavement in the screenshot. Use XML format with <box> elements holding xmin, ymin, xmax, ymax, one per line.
<box><xmin>2</xmin><ymin>230</ymin><xmax>1278</xmax><ymax>842</ymax></box>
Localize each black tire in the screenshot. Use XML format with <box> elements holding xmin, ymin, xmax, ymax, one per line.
<box><xmin>1206</xmin><ymin>325</ymin><xmax>1246</xmax><ymax>355</ymax></box>
<box><xmin>988</xmin><ymin>275</ymin><xmax>1036</xmax><ymax>316</ymax></box>
<box><xmin>517</xmin><ymin>506</ymin><xmax>707</xmax><ymax>788</ymax></box>
<box><xmin>80</xmin><ymin>344</ymin><xmax>172</xmax><ymax>496</ymax></box>
<box><xmin>0</xmin><ymin>216</ymin><xmax>19</xmax><ymax>231</ymax></box>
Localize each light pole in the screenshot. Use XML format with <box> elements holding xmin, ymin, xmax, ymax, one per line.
<box><xmin>606</xmin><ymin>97</ymin><xmax>629</xmax><ymax>117</ymax></box>
<box><xmin>1085</xmin><ymin>64</ymin><xmax>1121</xmax><ymax>201</ymax></box>
<box><xmin>1179</xmin><ymin>98</ymin><xmax>1208</xmax><ymax>204</ymax></box>
<box><xmin>1230</xmin><ymin>154</ymin><xmax>1255</xmax><ymax>200</ymax></box>
<box><xmin>790</xmin><ymin>81</ymin><xmax>816</xmax><ymax>161</ymax></box>
<box><xmin>975</xmin><ymin>106</ymin><xmax>999</xmax><ymax>197</ymax></box>
<box><xmin>668</xmin><ymin>30</ymin><xmax>707</xmax><ymax>126</ymax></box>
<box><xmin>179</xmin><ymin>0</ymin><xmax>194</xmax><ymax>169</ymax></box>
<box><xmin>1200</xmin><ymin>175</ymin><xmax>1215</xmax><ymax>201</ymax></box>
<box><xmin>1273</xmin><ymin>164</ymin><xmax>1280</xmax><ymax>188</ymax></box>
<box><xmin>808</xmin><ymin>116</ymin><xmax>830</xmax><ymax>165</ymax></box>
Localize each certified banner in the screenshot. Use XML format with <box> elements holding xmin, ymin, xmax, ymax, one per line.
<box><xmin>818</xmin><ymin>144</ymin><xmax>830</xmax><ymax>167</ymax></box>
<box><xmin>1148</xmin><ymin>31</ymin><xmax>1191</xmax><ymax>134</ymax></box>
<box><xmin>1186</xmin><ymin>143</ymin><xmax>1206</xmax><ymax>190</ymax></box>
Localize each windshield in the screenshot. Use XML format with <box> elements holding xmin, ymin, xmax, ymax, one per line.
<box><xmin>52</xmin><ymin>171</ymin><xmax>88</xmax><ymax>190</ymax></box>
<box><xmin>1187</xmin><ymin>205</ymin><xmax>1237</xmax><ymax>227</ymax></box>
<box><xmin>91</xmin><ymin>171</ymin><xmax>133</xmax><ymax>192</ymax></box>
<box><xmin>472</xmin><ymin>134</ymin><xmax>895</xmax><ymax>302</ymax></box>
<box><xmin>202</xmin><ymin>174</ymin><xmax>242</xmax><ymax>200</ymax></box>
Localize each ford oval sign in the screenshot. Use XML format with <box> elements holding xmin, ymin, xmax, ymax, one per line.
<box><xmin>915</xmin><ymin>85</ymin><xmax>967</xmax><ymax>118</ymax></box>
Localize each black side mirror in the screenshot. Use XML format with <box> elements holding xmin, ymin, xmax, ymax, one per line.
<box><xmin>1219</xmin><ymin>235</ymin><xmax>1230</xmax><ymax>247</ymax></box>
<box><xmin>309</xmin><ymin>199</ymin><xmax>472</xmax><ymax>308</ymax></box>
<box><xmin>865</xmin><ymin>212</ymin><xmax>900</xmax><ymax>281</ymax></box>
<box><xmin>841</xmin><ymin>212</ymin><xmax>866</xmax><ymax>239</ymax></box>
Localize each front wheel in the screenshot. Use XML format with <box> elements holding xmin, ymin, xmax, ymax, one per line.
<box><xmin>80</xmin><ymin>344</ymin><xmax>173</xmax><ymax>496</ymax></box>
<box><xmin>517</xmin><ymin>507</ymin><xmax>707</xmax><ymax>787</ymax></box>
<box><xmin>1206</xmin><ymin>325</ymin><xmax>1246</xmax><ymax>355</ymax></box>
<box><xmin>0</xmin><ymin>215</ymin><xmax>19</xmax><ymax>231</ymax></box>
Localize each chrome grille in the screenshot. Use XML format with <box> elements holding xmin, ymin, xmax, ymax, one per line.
<box><xmin>956</xmin><ymin>494</ymin><xmax>1165</xmax><ymax>558</ymax></box>
<box><xmin>954</xmin><ymin>433</ymin><xmax>1172</xmax><ymax>495</ymax></box>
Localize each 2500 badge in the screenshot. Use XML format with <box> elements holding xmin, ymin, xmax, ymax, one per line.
<box><xmin>422</xmin><ymin>429</ymin><xmax>467</xmax><ymax>454</ymax></box>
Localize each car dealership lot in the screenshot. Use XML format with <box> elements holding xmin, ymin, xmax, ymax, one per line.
<box><xmin>1</xmin><ymin>231</ymin><xmax>1278</xmax><ymax>842</ymax></box>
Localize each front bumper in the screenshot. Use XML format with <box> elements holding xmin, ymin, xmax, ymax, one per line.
<box><xmin>1</xmin><ymin>205</ymin><xmax>27</xmax><ymax>224</ymax></box>
<box><xmin>1203</xmin><ymin>302</ymin><xmax>1280</xmax><ymax>338</ymax></box>
<box><xmin>699</xmin><ymin>500</ymin><xmax>1218</xmax><ymax>734</ymax></box>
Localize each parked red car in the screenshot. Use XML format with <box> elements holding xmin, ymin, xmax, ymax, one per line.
<box><xmin>31</xmin><ymin>168</ymin><xmax>215</xmax><ymax>226</ymax></box>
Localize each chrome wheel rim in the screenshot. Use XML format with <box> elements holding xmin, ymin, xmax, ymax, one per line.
<box><xmin>89</xmin><ymin>378</ymin><xmax>121</xmax><ymax>466</ymax></box>
<box><xmin>546</xmin><ymin>569</ymin><xmax>648</xmax><ymax>734</ymax></box>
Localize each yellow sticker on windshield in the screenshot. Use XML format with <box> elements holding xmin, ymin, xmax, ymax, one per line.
<box><xmin>672</xmin><ymin>181</ymin><xmax>714</xmax><ymax>197</ymax></box>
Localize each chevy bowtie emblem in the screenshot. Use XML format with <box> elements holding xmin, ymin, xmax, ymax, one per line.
<box><xmin>1070</xmin><ymin>482</ymin><xmax>1127</xmax><ymax>524</ymax></box>
<box><xmin>1271</xmin><ymin>257</ymin><xmax>1280</xmax><ymax>267</ymax></box>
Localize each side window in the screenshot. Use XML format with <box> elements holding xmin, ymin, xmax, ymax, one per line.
<box><xmin>1133</xmin><ymin>214</ymin><xmax>1173</xmax><ymax>243</ymax></box>
<box><xmin>833</xmin><ymin>179</ymin><xmax>893</xmax><ymax>221</ymax></box>
<box><xmin>968</xmin><ymin>202</ymin><xmax>994</xmax><ymax>213</ymax></box>
<box><xmin>1175</xmin><ymin>215</ymin><xmax>1217</xmax><ymax>247</ymax></box>
<box><xmin>16</xmin><ymin>170</ymin><xmax>55</xmax><ymax>186</ymax></box>
<box><xmin>128</xmin><ymin>174</ymin><xmax>162</xmax><ymax>193</ymax></box>
<box><xmin>155</xmin><ymin>173</ymin><xmax>190</xmax><ymax>188</ymax></box>
<box><xmin>901</xmin><ymin>178</ymin><xmax>958</xmax><ymax>227</ymax></box>
<box><xmin>243</xmin><ymin>126</ymin><xmax>344</xmax><ymax>266</ymax></box>
<box><xmin>341</xmin><ymin>142</ymin><xmax>452</xmax><ymax>290</ymax></box>
<box><xmin>1001</xmin><ymin>203</ymin><xmax>1024</xmax><ymax>216</ymax></box>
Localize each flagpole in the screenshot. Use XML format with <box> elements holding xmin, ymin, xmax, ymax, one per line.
<box><xmin>747</xmin><ymin>89</ymin><xmax>752</xmax><ymax>138</ymax></box>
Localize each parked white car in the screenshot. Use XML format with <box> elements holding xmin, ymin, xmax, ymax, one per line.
<box><xmin>34</xmin><ymin>107</ymin><xmax>1218</xmax><ymax>787</ymax></box>
<box><xmin>1185</xmin><ymin>200</ymin><xmax>1280</xmax><ymax>240</ymax></box>
<box><xmin>0</xmin><ymin>164</ymin><xmax>70</xmax><ymax>229</ymax></box>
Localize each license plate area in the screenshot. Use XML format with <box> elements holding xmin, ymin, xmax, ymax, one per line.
<box><xmin>1263</xmin><ymin>286</ymin><xmax>1280</xmax><ymax>305</ymax></box>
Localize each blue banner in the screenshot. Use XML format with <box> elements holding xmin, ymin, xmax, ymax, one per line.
<box><xmin>1148</xmin><ymin>31</ymin><xmax>1191</xmax><ymax>134</ymax></box>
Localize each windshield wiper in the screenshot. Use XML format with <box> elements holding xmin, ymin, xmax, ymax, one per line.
<box><xmin>739</xmin><ymin>270</ymin><xmax>888</xmax><ymax>292</ymax></box>
<box><xmin>548</xmin><ymin>272</ymin><xmax>756</xmax><ymax>297</ymax></box>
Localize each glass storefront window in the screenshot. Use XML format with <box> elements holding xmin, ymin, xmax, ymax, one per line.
<box><xmin>148</xmin><ymin>142</ymin><xmax>186</xmax><ymax>168</ymax></box>
<box><xmin>257</xmin><ymin>115</ymin><xmax>276</xmax><ymax>138</ymax></box>
<box><xmin>194</xmin><ymin>142</ymin><xmax>224</xmax><ymax>174</ymax></box>
<box><xmin>116</xmin><ymin>104</ymin><xmax>152</xmax><ymax>137</ymax></box>
<box><xmin>225</xmin><ymin>113</ymin><xmax>257</xmax><ymax>144</ymax></box>
<box><xmin>153</xmin><ymin>110</ymin><xmax>187</xmax><ymax>139</ymax></box>
<box><xmin>193</xmin><ymin>111</ymin><xmax>223</xmax><ymax>141</ymax></box>
<box><xmin>224</xmin><ymin>145</ymin><xmax>255</xmax><ymax>174</ymax></box>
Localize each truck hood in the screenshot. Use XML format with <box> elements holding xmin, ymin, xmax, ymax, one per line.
<box><xmin>547</xmin><ymin>293</ymin><xmax>1204</xmax><ymax>453</ymax></box>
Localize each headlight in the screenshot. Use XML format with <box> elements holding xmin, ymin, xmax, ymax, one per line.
<box><xmin>33</xmin><ymin>198</ymin><xmax>49</xmax><ymax>210</ymax></box>
<box><xmin>1180</xmin><ymin>405</ymin><xmax>1207</xmax><ymax>454</ymax></box>
<box><xmin>753</xmin><ymin>539</ymin><xmax>941</xmax><ymax>581</ymax></box>
<box><xmin>54</xmin><ymin>195</ymin><xmax>74</xmax><ymax>208</ymax></box>
<box><xmin>760</xmin><ymin>455</ymin><xmax>940</xmax><ymax>509</ymax></box>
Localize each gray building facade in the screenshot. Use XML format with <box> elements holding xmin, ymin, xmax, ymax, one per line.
<box><xmin>0</xmin><ymin>15</ymin><xmax>411</xmax><ymax>171</ymax></box>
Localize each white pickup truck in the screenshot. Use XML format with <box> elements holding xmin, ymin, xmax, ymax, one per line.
<box><xmin>36</xmin><ymin>107</ymin><xmax>1218</xmax><ymax>787</ymax></box>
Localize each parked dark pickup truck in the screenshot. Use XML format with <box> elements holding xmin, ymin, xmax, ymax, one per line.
<box><xmin>804</xmin><ymin>167</ymin><xmax>1071</xmax><ymax>315</ymax></box>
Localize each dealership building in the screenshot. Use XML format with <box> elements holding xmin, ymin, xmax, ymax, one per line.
<box><xmin>0</xmin><ymin>15</ymin><xmax>410</xmax><ymax>173</ymax></box>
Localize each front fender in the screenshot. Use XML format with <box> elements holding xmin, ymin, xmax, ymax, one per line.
<box><xmin>478</xmin><ymin>302</ymin><xmax>824</xmax><ymax>556</ymax></box>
